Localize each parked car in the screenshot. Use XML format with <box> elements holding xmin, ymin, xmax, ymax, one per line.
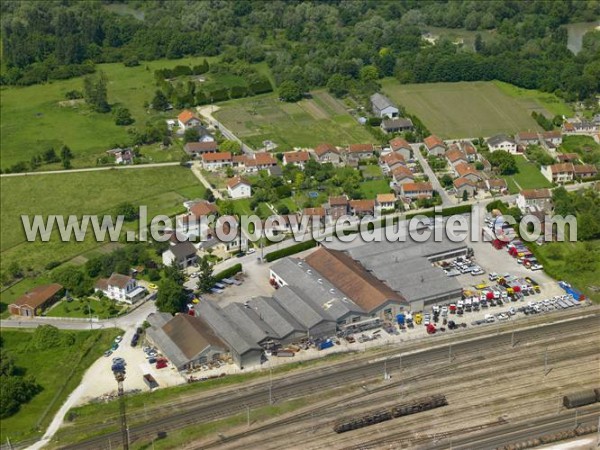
<box><xmin>112</xmin><ymin>357</ymin><xmax>126</xmax><ymax>366</ymax></box>
<box><xmin>131</xmin><ymin>334</ymin><xmax>139</xmax><ymax>347</ymax></box>
<box><xmin>114</xmin><ymin>335</ymin><xmax>123</xmax><ymax>343</ymax></box>
<box><xmin>104</xmin><ymin>350</ymin><xmax>113</xmax><ymax>357</ymax></box>
<box><xmin>148</xmin><ymin>283</ymin><xmax>158</xmax><ymax>290</ymax></box>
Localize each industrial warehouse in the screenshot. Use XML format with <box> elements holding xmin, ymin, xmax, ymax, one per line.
<box><xmin>147</xmin><ymin>240</ymin><xmax>469</xmax><ymax>371</ymax></box>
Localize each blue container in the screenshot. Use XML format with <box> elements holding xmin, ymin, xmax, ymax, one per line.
<box><xmin>319</xmin><ymin>340</ymin><xmax>334</xmax><ymax>350</ymax></box>
<box><xmin>396</xmin><ymin>314</ymin><xmax>405</xmax><ymax>325</ymax></box>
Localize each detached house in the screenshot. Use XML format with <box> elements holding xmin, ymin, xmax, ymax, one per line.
<box><xmin>484</xmin><ymin>178</ymin><xmax>508</xmax><ymax>195</ymax></box>
<box><xmin>106</xmin><ymin>147</ymin><xmax>134</xmax><ymax>165</ymax></box>
<box><xmin>424</xmin><ymin>135</ymin><xmax>446</xmax><ymax>156</ymax></box>
<box><xmin>445</xmin><ymin>147</ymin><xmax>468</xmax><ymax>167</ymax></box>
<box><xmin>349</xmin><ymin>199</ymin><xmax>375</xmax><ymax>217</ymax></box>
<box><xmin>460</xmin><ymin>141</ymin><xmax>478</xmax><ymax>162</ymax></box>
<box><xmin>370</xmin><ymin>93</ymin><xmax>399</xmax><ymax>118</ymax></box>
<box><xmin>227</xmin><ymin>176</ymin><xmax>252</xmax><ymax>199</ymax></box>
<box><xmin>389</xmin><ymin>137</ymin><xmax>412</xmax><ymax>160</ymax></box>
<box><xmin>178</xmin><ymin>201</ymin><xmax>219</xmax><ymax>239</ymax></box>
<box><xmin>401</xmin><ymin>182</ymin><xmax>433</xmax><ymax>199</ymax></box>
<box><xmin>202</xmin><ymin>152</ymin><xmax>232</xmax><ymax>171</ymax></box>
<box><xmin>453</xmin><ymin>177</ymin><xmax>478</xmax><ymax>198</ymax></box>
<box><xmin>454</xmin><ymin>162</ymin><xmax>484</xmax><ymax>182</ymax></box>
<box><xmin>380</xmin><ymin>118</ymin><xmax>413</xmax><ymax>134</ymax></box>
<box><xmin>487</xmin><ymin>134</ymin><xmax>518</xmax><ymax>154</ymax></box>
<box><xmin>184</xmin><ymin>141</ymin><xmax>218</xmax><ymax>158</ymax></box>
<box><xmin>95</xmin><ymin>273</ymin><xmax>145</xmax><ymax>304</ymax></box>
<box><xmin>9</xmin><ymin>283</ymin><xmax>64</xmax><ymax>317</ymax></box>
<box><xmin>516</xmin><ymin>189</ymin><xmax>552</xmax><ymax>214</ymax></box>
<box><xmin>556</xmin><ymin>153</ymin><xmax>580</xmax><ymax>163</ymax></box>
<box><xmin>573</xmin><ymin>164</ymin><xmax>598</xmax><ymax>179</ymax></box>
<box><xmin>541</xmin><ymin>163</ymin><xmax>574</xmax><ymax>184</ymax></box>
<box><xmin>162</xmin><ymin>241</ymin><xmax>198</xmax><ymax>269</ymax></box>
<box><xmin>313</xmin><ymin>143</ymin><xmax>341</xmax><ymax>164</ymax></box>
<box><xmin>178</xmin><ymin>110</ymin><xmax>202</xmax><ymax>130</ymax></box>
<box><xmin>283</xmin><ymin>151</ymin><xmax>311</xmax><ymax>168</ymax></box>
<box><xmin>346</xmin><ymin>143</ymin><xmax>375</xmax><ymax>162</ymax></box>
<box><xmin>391</xmin><ymin>166</ymin><xmax>415</xmax><ymax>186</ymax></box>
<box><xmin>516</xmin><ymin>131</ymin><xmax>539</xmax><ymax>148</ymax></box>
<box><xmin>235</xmin><ymin>152</ymin><xmax>278</xmax><ymax>173</ymax></box>
<box><xmin>302</xmin><ymin>207</ymin><xmax>326</xmax><ymax>225</ymax></box>
<box><xmin>375</xmin><ymin>193</ymin><xmax>396</xmax><ymax>215</ymax></box>
<box><xmin>379</xmin><ymin>152</ymin><xmax>406</xmax><ymax>174</ymax></box>
<box><xmin>541</xmin><ymin>131</ymin><xmax>562</xmax><ymax>147</ymax></box>
<box><xmin>325</xmin><ymin>196</ymin><xmax>349</xmax><ymax>221</ymax></box>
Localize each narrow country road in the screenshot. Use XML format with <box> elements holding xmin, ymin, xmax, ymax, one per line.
<box><xmin>411</xmin><ymin>143</ymin><xmax>454</xmax><ymax>207</ymax></box>
<box><xmin>190</xmin><ymin>162</ymin><xmax>223</xmax><ymax>199</ymax></box>
<box><xmin>0</xmin><ymin>162</ymin><xmax>180</xmax><ymax>178</ymax></box>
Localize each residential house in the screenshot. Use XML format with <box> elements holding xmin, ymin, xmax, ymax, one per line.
<box><xmin>106</xmin><ymin>147</ymin><xmax>134</xmax><ymax>165</ymax></box>
<box><xmin>178</xmin><ymin>110</ymin><xmax>202</xmax><ymax>130</ymax></box>
<box><xmin>184</xmin><ymin>141</ymin><xmax>218</xmax><ymax>158</ymax></box>
<box><xmin>235</xmin><ymin>152</ymin><xmax>278</xmax><ymax>173</ymax></box>
<box><xmin>380</xmin><ymin>118</ymin><xmax>414</xmax><ymax>134</ymax></box>
<box><xmin>349</xmin><ymin>199</ymin><xmax>375</xmax><ymax>217</ymax></box>
<box><xmin>178</xmin><ymin>200</ymin><xmax>219</xmax><ymax>239</ymax></box>
<box><xmin>376</xmin><ymin>193</ymin><xmax>396</xmax><ymax>215</ymax></box>
<box><xmin>8</xmin><ymin>283</ymin><xmax>64</xmax><ymax>317</ymax></box>
<box><xmin>460</xmin><ymin>141</ymin><xmax>478</xmax><ymax>162</ymax></box>
<box><xmin>445</xmin><ymin>146</ymin><xmax>468</xmax><ymax>167</ymax></box>
<box><xmin>94</xmin><ymin>273</ymin><xmax>146</xmax><ymax>304</ymax></box>
<box><xmin>283</xmin><ymin>151</ymin><xmax>311</xmax><ymax>168</ymax></box>
<box><xmin>484</xmin><ymin>178</ymin><xmax>508</xmax><ymax>195</ymax></box>
<box><xmin>516</xmin><ymin>131</ymin><xmax>540</xmax><ymax>148</ymax></box>
<box><xmin>400</xmin><ymin>182</ymin><xmax>433</xmax><ymax>199</ymax></box>
<box><xmin>213</xmin><ymin>216</ymin><xmax>248</xmax><ymax>253</ymax></box>
<box><xmin>162</xmin><ymin>241</ymin><xmax>198</xmax><ymax>269</ymax></box>
<box><xmin>424</xmin><ymin>135</ymin><xmax>446</xmax><ymax>156</ymax></box>
<box><xmin>563</xmin><ymin>118</ymin><xmax>597</xmax><ymax>133</ymax></box>
<box><xmin>556</xmin><ymin>153</ymin><xmax>580</xmax><ymax>163</ymax></box>
<box><xmin>325</xmin><ymin>196</ymin><xmax>349</xmax><ymax>222</ymax></box>
<box><xmin>516</xmin><ymin>189</ymin><xmax>553</xmax><ymax>214</ymax></box>
<box><xmin>346</xmin><ymin>144</ymin><xmax>375</xmax><ymax>162</ymax></box>
<box><xmin>453</xmin><ymin>177</ymin><xmax>478</xmax><ymax>198</ymax></box>
<box><xmin>391</xmin><ymin>166</ymin><xmax>415</xmax><ymax>186</ymax></box>
<box><xmin>454</xmin><ymin>162</ymin><xmax>484</xmax><ymax>182</ymax></box>
<box><xmin>541</xmin><ymin>130</ymin><xmax>563</xmax><ymax>146</ymax></box>
<box><xmin>227</xmin><ymin>176</ymin><xmax>252</xmax><ymax>199</ymax></box>
<box><xmin>201</xmin><ymin>152</ymin><xmax>232</xmax><ymax>171</ymax></box>
<box><xmin>389</xmin><ymin>137</ymin><xmax>412</xmax><ymax>160</ymax></box>
<box><xmin>370</xmin><ymin>93</ymin><xmax>399</xmax><ymax>118</ymax></box>
<box><xmin>487</xmin><ymin>134</ymin><xmax>518</xmax><ymax>154</ymax></box>
<box><xmin>573</xmin><ymin>164</ymin><xmax>598</xmax><ymax>179</ymax></box>
<box><xmin>541</xmin><ymin>163</ymin><xmax>574</xmax><ymax>184</ymax></box>
<box><xmin>313</xmin><ymin>143</ymin><xmax>341</xmax><ymax>164</ymax></box>
<box><xmin>302</xmin><ymin>207</ymin><xmax>326</xmax><ymax>225</ymax></box>
<box><xmin>379</xmin><ymin>152</ymin><xmax>406</xmax><ymax>174</ymax></box>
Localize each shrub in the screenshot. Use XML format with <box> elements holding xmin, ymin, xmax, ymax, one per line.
<box><xmin>214</xmin><ymin>263</ymin><xmax>242</xmax><ymax>281</ymax></box>
<box><xmin>265</xmin><ymin>240</ymin><xmax>317</xmax><ymax>262</ymax></box>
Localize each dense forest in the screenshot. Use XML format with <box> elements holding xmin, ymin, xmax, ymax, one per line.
<box><xmin>1</xmin><ymin>0</ymin><xmax>599</xmax><ymax>101</ymax></box>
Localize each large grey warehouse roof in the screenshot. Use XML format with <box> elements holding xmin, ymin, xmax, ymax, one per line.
<box><xmin>273</xmin><ymin>285</ymin><xmax>333</xmax><ymax>329</ymax></box>
<box><xmin>247</xmin><ymin>296</ymin><xmax>305</xmax><ymax>340</ymax></box>
<box><xmin>222</xmin><ymin>302</ymin><xmax>279</xmax><ymax>345</ymax></box>
<box><xmin>146</xmin><ymin>326</ymin><xmax>190</xmax><ymax>369</ymax></box>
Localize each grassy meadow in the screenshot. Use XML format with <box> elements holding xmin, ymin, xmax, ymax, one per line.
<box><xmin>501</xmin><ymin>156</ymin><xmax>553</xmax><ymax>194</ymax></box>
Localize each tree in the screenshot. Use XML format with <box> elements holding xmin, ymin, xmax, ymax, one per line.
<box><xmin>163</xmin><ymin>263</ymin><xmax>185</xmax><ymax>284</ymax></box>
<box><xmin>8</xmin><ymin>261</ymin><xmax>22</xmax><ymax>279</ymax></box>
<box><xmin>218</xmin><ymin>200</ymin><xmax>235</xmax><ymax>216</ymax></box>
<box><xmin>326</xmin><ymin>74</ymin><xmax>349</xmax><ymax>98</ymax></box>
<box><xmin>43</xmin><ymin>148</ymin><xmax>59</xmax><ymax>164</ymax></box>
<box><xmin>440</xmin><ymin>174</ymin><xmax>453</xmax><ymax>188</ymax></box>
<box><xmin>462</xmin><ymin>190</ymin><xmax>468</xmax><ymax>202</ymax></box>
<box><xmin>359</xmin><ymin>65</ymin><xmax>379</xmax><ymax>83</ymax></box>
<box><xmin>114</xmin><ymin>107</ymin><xmax>134</xmax><ymax>126</ymax></box>
<box><xmin>61</xmin><ymin>145</ymin><xmax>73</xmax><ymax>169</ymax></box>
<box><xmin>278</xmin><ymin>80</ymin><xmax>303</xmax><ymax>102</ymax></box>
<box><xmin>83</xmin><ymin>72</ymin><xmax>110</xmax><ymax>113</ymax></box>
<box><xmin>183</xmin><ymin>128</ymin><xmax>199</xmax><ymax>143</ymax></box>
<box><xmin>196</xmin><ymin>257</ymin><xmax>215</xmax><ymax>293</ymax></box>
<box><xmin>152</xmin><ymin>90</ymin><xmax>170</xmax><ymax>111</ymax></box>
<box><xmin>156</xmin><ymin>278</ymin><xmax>186</xmax><ymax>314</ymax></box>
<box><xmin>487</xmin><ymin>150</ymin><xmax>517</xmax><ymax>175</ymax></box>
<box><xmin>204</xmin><ymin>189</ymin><xmax>216</xmax><ymax>203</ymax></box>
<box><xmin>219</xmin><ymin>140</ymin><xmax>242</xmax><ymax>155</ymax></box>
<box><xmin>115</xmin><ymin>202</ymin><xmax>138</xmax><ymax>221</ymax></box>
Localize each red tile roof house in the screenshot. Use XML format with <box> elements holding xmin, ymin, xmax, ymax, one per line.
<box><xmin>282</xmin><ymin>151</ymin><xmax>311</xmax><ymax>168</ymax></box>
<box><xmin>376</xmin><ymin>193</ymin><xmax>396</xmax><ymax>215</ymax></box>
<box><xmin>484</xmin><ymin>178</ymin><xmax>508</xmax><ymax>194</ymax></box>
<box><xmin>460</xmin><ymin>141</ymin><xmax>479</xmax><ymax>162</ymax></box>
<box><xmin>349</xmin><ymin>199</ymin><xmax>376</xmax><ymax>217</ymax></box>
<box><xmin>313</xmin><ymin>143</ymin><xmax>341</xmax><ymax>164</ymax></box>
<box><xmin>177</xmin><ymin>109</ymin><xmax>202</xmax><ymax>130</ymax></box>
<box><xmin>95</xmin><ymin>273</ymin><xmax>145</xmax><ymax>304</ymax></box>
<box><xmin>516</xmin><ymin>188</ymin><xmax>553</xmax><ymax>213</ymax></box>
<box><xmin>445</xmin><ymin>147</ymin><xmax>468</xmax><ymax>167</ymax></box>
<box><xmin>9</xmin><ymin>283</ymin><xmax>64</xmax><ymax>317</ymax></box>
<box><xmin>345</xmin><ymin>143</ymin><xmax>375</xmax><ymax>162</ymax></box>
<box><xmin>573</xmin><ymin>164</ymin><xmax>599</xmax><ymax>179</ymax></box>
<box><xmin>453</xmin><ymin>177</ymin><xmax>478</xmax><ymax>198</ymax></box>
<box><xmin>556</xmin><ymin>153</ymin><xmax>580</xmax><ymax>163</ymax></box>
<box><xmin>226</xmin><ymin>176</ymin><xmax>252</xmax><ymax>199</ymax></box>
<box><xmin>325</xmin><ymin>195</ymin><xmax>349</xmax><ymax>221</ymax></box>
<box><xmin>454</xmin><ymin>162</ymin><xmax>484</xmax><ymax>182</ymax></box>
<box><xmin>178</xmin><ymin>200</ymin><xmax>219</xmax><ymax>240</ymax></box>
<box><xmin>541</xmin><ymin>163</ymin><xmax>574</xmax><ymax>184</ymax></box>
<box><xmin>184</xmin><ymin>141</ymin><xmax>218</xmax><ymax>158</ymax></box>
<box><xmin>379</xmin><ymin>152</ymin><xmax>406</xmax><ymax>174</ymax></box>
<box><xmin>391</xmin><ymin>165</ymin><xmax>415</xmax><ymax>186</ymax></box>
<box><xmin>389</xmin><ymin>137</ymin><xmax>413</xmax><ymax>160</ymax></box>
<box><xmin>541</xmin><ymin>130</ymin><xmax>563</xmax><ymax>146</ymax></box>
<box><xmin>235</xmin><ymin>152</ymin><xmax>278</xmax><ymax>173</ymax></box>
<box><xmin>201</xmin><ymin>151</ymin><xmax>232</xmax><ymax>171</ymax></box>
<box><xmin>302</xmin><ymin>207</ymin><xmax>327</xmax><ymax>225</ymax></box>
<box><xmin>400</xmin><ymin>182</ymin><xmax>433</xmax><ymax>199</ymax></box>
<box><xmin>516</xmin><ymin>131</ymin><xmax>540</xmax><ymax>148</ymax></box>
<box><xmin>423</xmin><ymin>135</ymin><xmax>446</xmax><ymax>156</ymax></box>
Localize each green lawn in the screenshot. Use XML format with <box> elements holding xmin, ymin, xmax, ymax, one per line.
<box><xmin>46</xmin><ymin>298</ymin><xmax>127</xmax><ymax>319</ymax></box>
<box><xmin>360</xmin><ymin>164</ymin><xmax>383</xmax><ymax>179</ymax></box>
<box><xmin>0</xmin><ymin>327</ymin><xmax>121</xmax><ymax>443</ymax></box>
<box><xmin>276</xmin><ymin>197</ymin><xmax>299</xmax><ymax>213</ymax></box>
<box><xmin>559</xmin><ymin>135</ymin><xmax>600</xmax><ymax>165</ymax></box>
<box><xmin>501</xmin><ymin>156</ymin><xmax>553</xmax><ymax>194</ymax></box>
<box><xmin>359</xmin><ymin>179</ymin><xmax>392</xmax><ymax>199</ymax></box>
<box><xmin>0</xmin><ymin>166</ymin><xmax>204</xmax><ymax>273</ymax></box>
<box><xmin>213</xmin><ymin>89</ymin><xmax>376</xmax><ymax>150</ymax></box>
<box><xmin>492</xmin><ymin>81</ymin><xmax>574</xmax><ymax>117</ymax></box>
<box><xmin>230</xmin><ymin>198</ymin><xmax>253</xmax><ymax>216</ymax></box>
<box><xmin>380</xmin><ymin>79</ymin><xmax>565</xmax><ymax>139</ymax></box>
<box><xmin>0</xmin><ymin>275</ymin><xmax>51</xmax><ymax>318</ymax></box>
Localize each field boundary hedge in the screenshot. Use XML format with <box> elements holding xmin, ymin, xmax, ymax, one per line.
<box><xmin>264</xmin><ymin>240</ymin><xmax>317</xmax><ymax>262</ymax></box>
<box><xmin>214</xmin><ymin>264</ymin><xmax>242</xmax><ymax>281</ymax></box>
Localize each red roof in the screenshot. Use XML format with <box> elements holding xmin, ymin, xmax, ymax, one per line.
<box><xmin>189</xmin><ymin>201</ymin><xmax>218</xmax><ymax>217</ymax></box>
<box><xmin>520</xmin><ymin>188</ymin><xmax>551</xmax><ymax>200</ymax></box>
<box><xmin>303</xmin><ymin>207</ymin><xmax>325</xmax><ymax>216</ymax></box>
<box><xmin>283</xmin><ymin>151</ymin><xmax>310</xmax><ymax>163</ymax></box>
<box><xmin>455</xmin><ymin>162</ymin><xmax>482</xmax><ymax>179</ymax></box>
<box><xmin>246</xmin><ymin>152</ymin><xmax>277</xmax><ymax>166</ymax></box>
<box><xmin>227</xmin><ymin>176</ymin><xmax>250</xmax><ymax>189</ymax></box>
<box><xmin>453</xmin><ymin>177</ymin><xmax>477</xmax><ymax>188</ymax></box>
<box><xmin>349</xmin><ymin>199</ymin><xmax>375</xmax><ymax>213</ymax></box>
<box><xmin>329</xmin><ymin>196</ymin><xmax>349</xmax><ymax>206</ymax></box>
<box><xmin>389</xmin><ymin>137</ymin><xmax>411</xmax><ymax>151</ymax></box>
<box><xmin>549</xmin><ymin>163</ymin><xmax>574</xmax><ymax>174</ymax></box>
<box><xmin>381</xmin><ymin>152</ymin><xmax>405</xmax><ymax>166</ymax></box>
<box><xmin>314</xmin><ymin>143</ymin><xmax>338</xmax><ymax>156</ymax></box>
<box><xmin>184</xmin><ymin>142</ymin><xmax>217</xmax><ymax>153</ymax></box>
<box><xmin>424</xmin><ymin>135</ymin><xmax>445</xmax><ymax>150</ymax></box>
<box><xmin>402</xmin><ymin>182</ymin><xmax>433</xmax><ymax>192</ymax></box>
<box><xmin>178</xmin><ymin>110</ymin><xmax>199</xmax><ymax>124</ymax></box>
<box><xmin>446</xmin><ymin>148</ymin><xmax>467</xmax><ymax>163</ymax></box>
<box><xmin>202</xmin><ymin>152</ymin><xmax>232</xmax><ymax>162</ymax></box>
<box><xmin>392</xmin><ymin>166</ymin><xmax>414</xmax><ymax>179</ymax></box>
<box><xmin>461</xmin><ymin>141</ymin><xmax>477</xmax><ymax>155</ymax></box>
<box><xmin>107</xmin><ymin>273</ymin><xmax>133</xmax><ymax>289</ymax></box>
<box><xmin>348</xmin><ymin>143</ymin><xmax>374</xmax><ymax>153</ymax></box>
<box><xmin>573</xmin><ymin>164</ymin><xmax>598</xmax><ymax>175</ymax></box>
<box><xmin>517</xmin><ymin>131</ymin><xmax>539</xmax><ymax>141</ymax></box>
<box><xmin>10</xmin><ymin>284</ymin><xmax>63</xmax><ymax>309</ymax></box>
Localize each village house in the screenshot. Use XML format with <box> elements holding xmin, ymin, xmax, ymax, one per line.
<box><xmin>400</xmin><ymin>182</ymin><xmax>433</xmax><ymax>199</ymax></box>
<box><xmin>541</xmin><ymin>163</ymin><xmax>574</xmax><ymax>184</ymax></box>
<box><xmin>370</xmin><ymin>93</ymin><xmax>399</xmax><ymax>118</ymax></box>
<box><xmin>282</xmin><ymin>151</ymin><xmax>311</xmax><ymax>169</ymax></box>
<box><xmin>184</xmin><ymin>141</ymin><xmax>218</xmax><ymax>158</ymax></box>
<box><xmin>325</xmin><ymin>196</ymin><xmax>349</xmax><ymax>222</ymax></box>
<box><xmin>345</xmin><ymin>143</ymin><xmax>375</xmax><ymax>162</ymax></box>
<box><xmin>349</xmin><ymin>199</ymin><xmax>375</xmax><ymax>217</ymax></box>
<box><xmin>94</xmin><ymin>273</ymin><xmax>145</xmax><ymax>304</ymax></box>
<box><xmin>162</xmin><ymin>241</ymin><xmax>198</xmax><ymax>269</ymax></box>
<box><xmin>227</xmin><ymin>176</ymin><xmax>252</xmax><ymax>199</ymax></box>
<box><xmin>453</xmin><ymin>177</ymin><xmax>478</xmax><ymax>198</ymax></box>
<box><xmin>178</xmin><ymin>200</ymin><xmax>219</xmax><ymax>239</ymax></box>
<box><xmin>459</xmin><ymin>141</ymin><xmax>479</xmax><ymax>162</ymax></box>
<box><xmin>516</xmin><ymin>131</ymin><xmax>540</xmax><ymax>148</ymax></box>
<box><xmin>380</xmin><ymin>118</ymin><xmax>414</xmax><ymax>134</ymax></box>
<box><xmin>563</xmin><ymin>118</ymin><xmax>597</xmax><ymax>133</ymax></box>
<box><xmin>201</xmin><ymin>152</ymin><xmax>232</xmax><ymax>171</ymax></box>
<box><xmin>487</xmin><ymin>134</ymin><xmax>518</xmax><ymax>154</ymax></box>
<box><xmin>379</xmin><ymin>152</ymin><xmax>406</xmax><ymax>174</ymax></box>
<box><xmin>106</xmin><ymin>147</ymin><xmax>134</xmax><ymax>165</ymax></box>
<box><xmin>313</xmin><ymin>143</ymin><xmax>341</xmax><ymax>164</ymax></box>
<box><xmin>9</xmin><ymin>283</ymin><xmax>64</xmax><ymax>317</ymax></box>
<box><xmin>389</xmin><ymin>137</ymin><xmax>413</xmax><ymax>160</ymax></box>
<box><xmin>424</xmin><ymin>135</ymin><xmax>446</xmax><ymax>156</ymax></box>
<box><xmin>445</xmin><ymin>146</ymin><xmax>468</xmax><ymax>167</ymax></box>
<box><xmin>484</xmin><ymin>178</ymin><xmax>508</xmax><ymax>195</ymax></box>
<box><xmin>234</xmin><ymin>152</ymin><xmax>278</xmax><ymax>173</ymax></box>
<box><xmin>573</xmin><ymin>164</ymin><xmax>598</xmax><ymax>179</ymax></box>
<box><xmin>541</xmin><ymin>130</ymin><xmax>563</xmax><ymax>147</ymax></box>
<box><xmin>454</xmin><ymin>162</ymin><xmax>484</xmax><ymax>182</ymax></box>
<box><xmin>391</xmin><ymin>166</ymin><xmax>415</xmax><ymax>186</ymax></box>
<box><xmin>556</xmin><ymin>153</ymin><xmax>580</xmax><ymax>163</ymax></box>
<box><xmin>516</xmin><ymin>188</ymin><xmax>553</xmax><ymax>214</ymax></box>
<box><xmin>177</xmin><ymin>110</ymin><xmax>202</xmax><ymax>130</ymax></box>
<box><xmin>302</xmin><ymin>207</ymin><xmax>326</xmax><ymax>225</ymax></box>
<box><xmin>375</xmin><ymin>193</ymin><xmax>396</xmax><ymax>215</ymax></box>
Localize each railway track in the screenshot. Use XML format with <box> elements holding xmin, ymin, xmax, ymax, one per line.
<box><xmin>57</xmin><ymin>314</ymin><xmax>599</xmax><ymax>449</ymax></box>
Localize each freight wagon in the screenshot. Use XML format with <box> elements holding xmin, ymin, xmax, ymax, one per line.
<box><xmin>562</xmin><ymin>388</ymin><xmax>600</xmax><ymax>409</ymax></box>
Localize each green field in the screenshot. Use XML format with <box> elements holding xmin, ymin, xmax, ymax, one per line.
<box><xmin>46</xmin><ymin>298</ymin><xmax>127</xmax><ymax>319</ymax></box>
<box><xmin>0</xmin><ymin>327</ymin><xmax>121</xmax><ymax>443</ymax></box>
<box><xmin>213</xmin><ymin>89</ymin><xmax>376</xmax><ymax>150</ymax></box>
<box><xmin>0</xmin><ymin>166</ymin><xmax>204</xmax><ymax>273</ymax></box>
<box><xmin>492</xmin><ymin>81</ymin><xmax>574</xmax><ymax>117</ymax></box>
<box><xmin>380</xmin><ymin>80</ymin><xmax>563</xmax><ymax>139</ymax></box>
<box><xmin>359</xmin><ymin>179</ymin><xmax>392</xmax><ymax>199</ymax></box>
<box><xmin>559</xmin><ymin>135</ymin><xmax>600</xmax><ymax>165</ymax></box>
<box><xmin>501</xmin><ymin>156</ymin><xmax>553</xmax><ymax>194</ymax></box>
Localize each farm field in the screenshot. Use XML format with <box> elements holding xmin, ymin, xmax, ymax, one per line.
<box><xmin>501</xmin><ymin>156</ymin><xmax>553</xmax><ymax>194</ymax></box>
<box><xmin>0</xmin><ymin>327</ymin><xmax>121</xmax><ymax>443</ymax></box>
<box><xmin>492</xmin><ymin>81</ymin><xmax>574</xmax><ymax>117</ymax></box>
<box><xmin>0</xmin><ymin>166</ymin><xmax>204</xmax><ymax>273</ymax></box>
<box><xmin>380</xmin><ymin>80</ymin><xmax>559</xmax><ymax>139</ymax></box>
<box><xmin>213</xmin><ymin>90</ymin><xmax>376</xmax><ymax>150</ymax></box>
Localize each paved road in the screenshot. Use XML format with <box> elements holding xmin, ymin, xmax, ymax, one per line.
<box><xmin>57</xmin><ymin>313</ymin><xmax>599</xmax><ymax>449</ymax></box>
<box><xmin>0</xmin><ymin>162</ymin><xmax>181</xmax><ymax>178</ymax></box>
<box><xmin>411</xmin><ymin>143</ymin><xmax>454</xmax><ymax>207</ymax></box>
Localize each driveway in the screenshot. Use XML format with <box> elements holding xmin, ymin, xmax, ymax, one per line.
<box><xmin>411</xmin><ymin>143</ymin><xmax>454</xmax><ymax>207</ymax></box>
<box><xmin>190</xmin><ymin>162</ymin><xmax>223</xmax><ymax>199</ymax></box>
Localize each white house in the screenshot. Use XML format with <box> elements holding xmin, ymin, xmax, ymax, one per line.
<box><xmin>282</xmin><ymin>151</ymin><xmax>311</xmax><ymax>169</ymax></box>
<box><xmin>516</xmin><ymin>189</ymin><xmax>552</xmax><ymax>213</ymax></box>
<box><xmin>370</xmin><ymin>93</ymin><xmax>399</xmax><ymax>119</ymax></box>
<box><xmin>227</xmin><ymin>176</ymin><xmax>252</xmax><ymax>199</ymax></box>
<box><xmin>313</xmin><ymin>143</ymin><xmax>341</xmax><ymax>164</ymax></box>
<box><xmin>201</xmin><ymin>152</ymin><xmax>232</xmax><ymax>171</ymax></box>
<box><xmin>177</xmin><ymin>110</ymin><xmax>202</xmax><ymax>130</ymax></box>
<box><xmin>541</xmin><ymin>163</ymin><xmax>574</xmax><ymax>184</ymax></box>
<box><xmin>162</xmin><ymin>242</ymin><xmax>198</xmax><ymax>269</ymax></box>
<box><xmin>94</xmin><ymin>273</ymin><xmax>145</xmax><ymax>304</ymax></box>
<box><xmin>375</xmin><ymin>193</ymin><xmax>396</xmax><ymax>216</ymax></box>
<box><xmin>487</xmin><ymin>134</ymin><xmax>518</xmax><ymax>154</ymax></box>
